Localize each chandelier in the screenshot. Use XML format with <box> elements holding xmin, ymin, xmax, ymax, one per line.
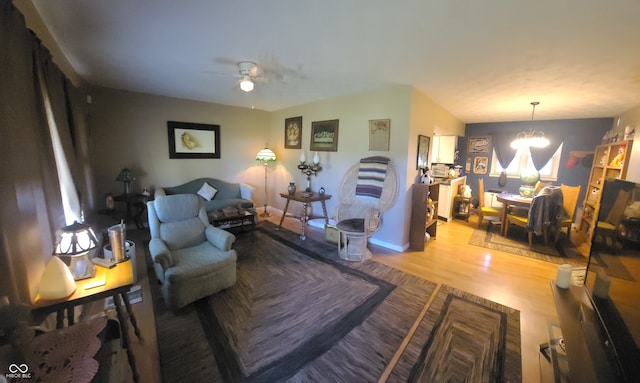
<box><xmin>511</xmin><ymin>102</ymin><xmax>550</xmax><ymax>149</ymax></box>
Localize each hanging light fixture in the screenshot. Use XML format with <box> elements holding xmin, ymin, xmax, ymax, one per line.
<box><xmin>511</xmin><ymin>102</ymin><xmax>550</xmax><ymax>149</ymax></box>
<box><xmin>240</xmin><ymin>75</ymin><xmax>254</xmax><ymax>92</ymax></box>
<box><xmin>238</xmin><ymin>62</ymin><xmax>257</xmax><ymax>92</ymax></box>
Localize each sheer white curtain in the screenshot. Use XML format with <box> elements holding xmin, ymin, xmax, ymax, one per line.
<box><xmin>37</xmin><ymin>63</ymin><xmax>82</xmax><ymax>224</ymax></box>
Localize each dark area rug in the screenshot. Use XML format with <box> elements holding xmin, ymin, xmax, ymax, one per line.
<box><xmin>468</xmin><ymin>222</ymin><xmax>633</xmax><ymax>281</ymax></box>
<box><xmin>149</xmin><ymin>222</ymin><xmax>522</xmax><ymax>382</ymax></box>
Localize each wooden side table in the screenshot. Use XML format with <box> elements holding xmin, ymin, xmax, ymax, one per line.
<box><xmin>278</xmin><ymin>191</ymin><xmax>332</xmax><ymax>240</ymax></box>
<box><xmin>32</xmin><ymin>259</ymin><xmax>142</xmax><ymax>382</ymax></box>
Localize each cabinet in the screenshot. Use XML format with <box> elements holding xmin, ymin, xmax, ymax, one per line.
<box><xmin>580</xmin><ymin>140</ymin><xmax>634</xmax><ymax>243</ymax></box>
<box><xmin>432</xmin><ymin>135</ymin><xmax>457</xmax><ymax>164</ymax></box>
<box><xmin>436</xmin><ymin>176</ymin><xmax>466</xmax><ymax>222</ymax></box>
<box><xmin>409</xmin><ymin>183</ymin><xmax>439</xmax><ymax>251</ymax></box>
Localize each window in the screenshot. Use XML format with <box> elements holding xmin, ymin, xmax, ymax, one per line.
<box><xmin>490</xmin><ymin>143</ymin><xmax>563</xmax><ymax>181</ymax></box>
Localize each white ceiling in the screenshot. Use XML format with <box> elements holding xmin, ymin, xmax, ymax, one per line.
<box><xmin>24</xmin><ymin>0</ymin><xmax>640</xmax><ymax>123</ymax></box>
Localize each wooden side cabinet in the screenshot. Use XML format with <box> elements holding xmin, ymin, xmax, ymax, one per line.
<box><xmin>409</xmin><ymin>183</ymin><xmax>439</xmax><ymax>251</ymax></box>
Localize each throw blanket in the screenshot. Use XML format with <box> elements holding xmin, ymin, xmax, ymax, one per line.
<box><xmin>355</xmin><ymin>156</ymin><xmax>389</xmax><ymax>199</ymax></box>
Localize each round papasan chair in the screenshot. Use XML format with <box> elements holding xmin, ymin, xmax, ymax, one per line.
<box><xmin>334</xmin><ymin>156</ymin><xmax>399</xmax><ymax>261</ymax></box>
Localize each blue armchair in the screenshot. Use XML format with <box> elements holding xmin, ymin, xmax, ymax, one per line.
<box><xmin>147</xmin><ymin>194</ymin><xmax>237</xmax><ymax>309</ymax></box>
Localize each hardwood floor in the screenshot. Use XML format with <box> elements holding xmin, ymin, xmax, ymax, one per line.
<box><xmin>125</xmin><ymin>213</ymin><xmax>580</xmax><ymax>382</ymax></box>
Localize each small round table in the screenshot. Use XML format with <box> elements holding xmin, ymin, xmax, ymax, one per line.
<box><xmin>336</xmin><ymin>218</ymin><xmax>370</xmax><ymax>262</ymax></box>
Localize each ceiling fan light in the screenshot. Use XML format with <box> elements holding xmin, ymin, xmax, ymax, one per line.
<box><xmin>240</xmin><ymin>76</ymin><xmax>254</xmax><ymax>92</ymax></box>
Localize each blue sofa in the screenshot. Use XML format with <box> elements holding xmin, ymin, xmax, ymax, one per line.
<box><xmin>155</xmin><ymin>178</ymin><xmax>255</xmax><ymax>212</ymax></box>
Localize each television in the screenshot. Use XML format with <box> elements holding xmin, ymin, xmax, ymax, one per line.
<box><xmin>584</xmin><ymin>179</ymin><xmax>640</xmax><ymax>382</ymax></box>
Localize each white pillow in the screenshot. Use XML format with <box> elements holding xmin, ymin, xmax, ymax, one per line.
<box><xmin>197</xmin><ymin>182</ymin><xmax>218</xmax><ymax>201</ymax></box>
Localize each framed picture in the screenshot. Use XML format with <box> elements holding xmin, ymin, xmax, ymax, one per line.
<box><xmin>167</xmin><ymin>121</ymin><xmax>220</xmax><ymax>159</ymax></box>
<box><xmin>473</xmin><ymin>156</ymin><xmax>488</xmax><ymax>174</ymax></box>
<box><xmin>310</xmin><ymin>119</ymin><xmax>339</xmax><ymax>152</ymax></box>
<box><xmin>467</xmin><ymin>136</ymin><xmax>491</xmax><ymax>154</ymax></box>
<box><xmin>368</xmin><ymin>119</ymin><xmax>390</xmax><ymax>151</ymax></box>
<box><xmin>284</xmin><ymin>116</ymin><xmax>302</xmax><ymax>149</ymax></box>
<box><xmin>416</xmin><ymin>134</ymin><xmax>430</xmax><ymax>170</ymax></box>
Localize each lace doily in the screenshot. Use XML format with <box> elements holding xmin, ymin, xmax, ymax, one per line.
<box><xmin>25</xmin><ymin>316</ymin><xmax>107</xmax><ymax>383</ymax></box>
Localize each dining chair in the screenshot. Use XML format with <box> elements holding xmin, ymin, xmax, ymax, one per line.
<box><xmin>557</xmin><ymin>184</ymin><xmax>581</xmax><ymax>243</ymax></box>
<box><xmin>595</xmin><ymin>188</ymin><xmax>632</xmax><ymax>248</ymax></box>
<box><xmin>506</xmin><ymin>186</ymin><xmax>563</xmax><ymax>246</ymax></box>
<box><xmin>477</xmin><ymin>178</ymin><xmax>501</xmax><ymax>228</ymax></box>
<box><xmin>534</xmin><ymin>181</ymin><xmax>553</xmax><ymax>195</ymax></box>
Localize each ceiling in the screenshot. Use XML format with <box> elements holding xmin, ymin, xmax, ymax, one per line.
<box><xmin>23</xmin><ymin>0</ymin><xmax>640</xmax><ymax>123</ymax></box>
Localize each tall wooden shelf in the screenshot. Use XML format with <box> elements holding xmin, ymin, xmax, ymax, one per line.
<box><xmin>410</xmin><ymin>183</ymin><xmax>439</xmax><ymax>251</ymax></box>
<box><xmin>580</xmin><ymin>139</ymin><xmax>634</xmax><ymax>242</ymax></box>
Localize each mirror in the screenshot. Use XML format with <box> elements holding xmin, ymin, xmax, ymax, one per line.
<box><xmin>585</xmin><ymin>178</ymin><xmax>640</xmax><ymax>381</ymax></box>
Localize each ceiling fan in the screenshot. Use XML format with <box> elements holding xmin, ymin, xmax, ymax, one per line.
<box><xmin>237</xmin><ymin>61</ymin><xmax>259</xmax><ymax>92</ymax></box>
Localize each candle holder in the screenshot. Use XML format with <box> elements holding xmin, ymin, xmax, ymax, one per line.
<box><xmin>298</xmin><ymin>152</ymin><xmax>322</xmax><ymax>192</ymax></box>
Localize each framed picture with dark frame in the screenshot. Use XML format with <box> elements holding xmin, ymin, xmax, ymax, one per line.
<box><xmin>284</xmin><ymin>116</ymin><xmax>302</xmax><ymax>149</ymax></box>
<box><xmin>167</xmin><ymin>121</ymin><xmax>220</xmax><ymax>159</ymax></box>
<box><xmin>310</xmin><ymin>119</ymin><xmax>339</xmax><ymax>152</ymax></box>
<box><xmin>467</xmin><ymin>136</ymin><xmax>491</xmax><ymax>154</ymax></box>
<box><xmin>416</xmin><ymin>134</ymin><xmax>430</xmax><ymax>170</ymax></box>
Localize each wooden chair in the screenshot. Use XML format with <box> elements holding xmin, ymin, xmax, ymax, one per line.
<box><xmin>534</xmin><ymin>181</ymin><xmax>552</xmax><ymax>195</ymax></box>
<box><xmin>557</xmin><ymin>184</ymin><xmax>581</xmax><ymax>243</ymax></box>
<box><xmin>506</xmin><ymin>186</ymin><xmax>563</xmax><ymax>246</ymax></box>
<box><xmin>505</xmin><ymin>212</ymin><xmax>533</xmax><ymax>245</ymax></box>
<box><xmin>595</xmin><ymin>189</ymin><xmax>632</xmax><ymax>248</ymax></box>
<box><xmin>477</xmin><ymin>178</ymin><xmax>501</xmax><ymax>228</ymax></box>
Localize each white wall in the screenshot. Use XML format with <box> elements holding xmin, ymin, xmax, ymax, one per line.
<box><xmin>88</xmin><ymin>87</ymin><xmax>271</xmax><ymax>203</ymax></box>
<box><xmin>269</xmin><ymin>85</ymin><xmax>412</xmax><ymax>250</ymax></box>
<box><xmin>88</xmin><ymin>85</ymin><xmax>464</xmax><ymax>251</ymax></box>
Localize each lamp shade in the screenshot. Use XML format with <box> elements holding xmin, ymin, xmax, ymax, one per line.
<box><xmin>240</xmin><ymin>76</ymin><xmax>254</xmax><ymax>92</ymax></box>
<box><xmin>38</xmin><ymin>256</ymin><xmax>77</xmax><ymax>300</ymax></box>
<box><xmin>115</xmin><ymin>168</ymin><xmax>136</xmax><ymax>182</ymax></box>
<box><xmin>256</xmin><ymin>148</ymin><xmax>276</xmax><ymax>162</ymax></box>
<box><xmin>53</xmin><ymin>221</ymin><xmax>98</xmax><ymax>256</ymax></box>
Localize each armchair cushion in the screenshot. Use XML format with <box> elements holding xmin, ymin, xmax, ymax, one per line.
<box><xmin>165</xmin><ymin>242</ymin><xmax>236</xmax><ymax>283</ymax></box>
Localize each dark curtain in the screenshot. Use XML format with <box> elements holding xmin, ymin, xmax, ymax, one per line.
<box><xmin>492</xmin><ymin>133</ymin><xmax>517</xmax><ymax>169</ymax></box>
<box><xmin>0</xmin><ymin>1</ymin><xmax>90</xmax><ymax>303</ymax></box>
<box><xmin>529</xmin><ymin>129</ymin><xmax>564</xmax><ymax>171</ymax></box>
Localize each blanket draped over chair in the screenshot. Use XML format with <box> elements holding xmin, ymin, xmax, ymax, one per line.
<box><xmin>355</xmin><ymin>156</ymin><xmax>390</xmax><ymax>199</ymax></box>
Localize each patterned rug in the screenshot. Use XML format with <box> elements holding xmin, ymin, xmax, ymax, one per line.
<box><xmin>468</xmin><ymin>222</ymin><xmax>633</xmax><ymax>281</ymax></box>
<box><xmin>149</xmin><ymin>222</ymin><xmax>522</xmax><ymax>382</ymax></box>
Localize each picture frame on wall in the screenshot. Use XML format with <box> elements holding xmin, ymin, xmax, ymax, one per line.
<box><xmin>284</xmin><ymin>116</ymin><xmax>302</xmax><ymax>149</ymax></box>
<box><xmin>416</xmin><ymin>134</ymin><xmax>430</xmax><ymax>170</ymax></box>
<box><xmin>473</xmin><ymin>156</ymin><xmax>488</xmax><ymax>174</ymax></box>
<box><xmin>467</xmin><ymin>136</ymin><xmax>491</xmax><ymax>154</ymax></box>
<box><xmin>368</xmin><ymin>119</ymin><xmax>390</xmax><ymax>151</ymax></box>
<box><xmin>310</xmin><ymin>119</ymin><xmax>339</xmax><ymax>152</ymax></box>
<box><xmin>167</xmin><ymin>121</ymin><xmax>220</xmax><ymax>159</ymax></box>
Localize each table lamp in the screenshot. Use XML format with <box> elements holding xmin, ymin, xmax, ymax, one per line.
<box><xmin>116</xmin><ymin>168</ymin><xmax>136</xmax><ymax>194</ymax></box>
<box><xmin>53</xmin><ymin>221</ymin><xmax>99</xmax><ymax>280</ymax></box>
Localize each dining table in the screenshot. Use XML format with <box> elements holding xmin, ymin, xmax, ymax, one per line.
<box><xmin>495</xmin><ymin>193</ymin><xmax>533</xmax><ymax>236</ymax></box>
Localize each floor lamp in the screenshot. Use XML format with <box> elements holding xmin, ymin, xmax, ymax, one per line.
<box><xmin>256</xmin><ymin>148</ymin><xmax>277</xmax><ymax>217</ymax></box>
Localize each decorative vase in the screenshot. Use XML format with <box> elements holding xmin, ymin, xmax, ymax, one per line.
<box><xmin>319</xmin><ymin>187</ymin><xmax>325</xmax><ymax>195</ymax></box>
<box><xmin>519</xmin><ymin>169</ymin><xmax>540</xmax><ymax>197</ymax></box>
<box><xmin>288</xmin><ymin>182</ymin><xmax>297</xmax><ymax>195</ymax></box>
